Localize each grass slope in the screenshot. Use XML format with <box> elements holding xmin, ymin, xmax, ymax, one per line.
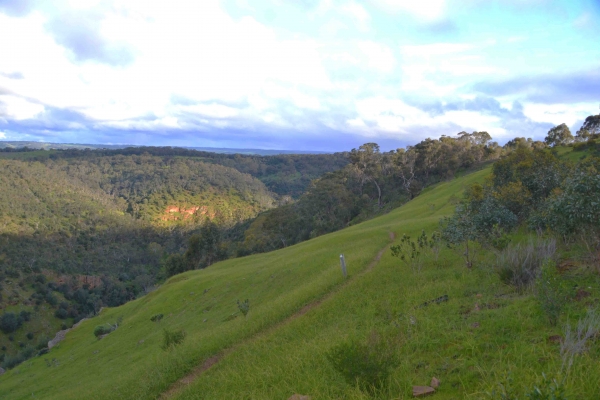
<box><xmin>1</xmin><ymin>165</ymin><xmax>598</xmax><ymax>399</ymax></box>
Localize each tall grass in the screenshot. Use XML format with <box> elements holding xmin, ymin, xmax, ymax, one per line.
<box><xmin>496</xmin><ymin>238</ymin><xmax>556</xmax><ymax>291</ymax></box>
<box><xmin>561</xmin><ymin>309</ymin><xmax>600</xmax><ymax>372</ymax></box>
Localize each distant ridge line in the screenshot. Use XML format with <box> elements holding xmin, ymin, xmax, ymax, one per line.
<box><xmin>0</xmin><ymin>140</ymin><xmax>332</xmax><ymax>155</ymax></box>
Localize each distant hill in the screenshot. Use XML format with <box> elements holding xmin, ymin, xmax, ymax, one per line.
<box><xmin>0</xmin><ymin>141</ymin><xmax>330</xmax><ymax>155</ymax></box>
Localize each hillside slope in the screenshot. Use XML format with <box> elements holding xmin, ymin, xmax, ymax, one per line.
<box><xmin>0</xmin><ymin>163</ymin><xmax>598</xmax><ymax>399</ymax></box>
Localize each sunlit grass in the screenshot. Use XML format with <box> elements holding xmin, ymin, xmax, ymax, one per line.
<box><xmin>1</xmin><ymin>164</ymin><xmax>599</xmax><ymax>399</ymax></box>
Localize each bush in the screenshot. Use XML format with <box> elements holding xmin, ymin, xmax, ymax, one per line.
<box><xmin>93</xmin><ymin>325</ymin><xmax>113</xmax><ymax>338</ymax></box>
<box><xmin>36</xmin><ymin>336</ymin><xmax>50</xmax><ymax>350</ymax></box>
<box><xmin>0</xmin><ymin>345</ymin><xmax>36</xmax><ymax>370</ymax></box>
<box><xmin>326</xmin><ymin>332</ymin><xmax>398</xmax><ymax>394</ymax></box>
<box><xmin>237</xmin><ymin>299</ymin><xmax>250</xmax><ymax>318</ymax></box>
<box><xmin>1</xmin><ymin>352</ymin><xmax>25</xmax><ymax>370</ymax></box>
<box><xmin>536</xmin><ymin>261</ymin><xmax>569</xmax><ymax>326</ymax></box>
<box><xmin>150</xmin><ymin>313</ymin><xmax>163</xmax><ymax>322</ymax></box>
<box><xmin>0</xmin><ymin>312</ymin><xmax>23</xmax><ymax>334</ymax></box>
<box><xmin>54</xmin><ymin>308</ymin><xmax>68</xmax><ymax>319</ymax></box>
<box><xmin>496</xmin><ymin>239</ymin><xmax>556</xmax><ymax>292</ymax></box>
<box><xmin>26</xmin><ymin>332</ymin><xmax>34</xmax><ymax>340</ymax></box>
<box><xmin>161</xmin><ymin>328</ymin><xmax>186</xmax><ymax>350</ymax></box>
<box><xmin>19</xmin><ymin>310</ymin><xmax>31</xmax><ymax>322</ymax></box>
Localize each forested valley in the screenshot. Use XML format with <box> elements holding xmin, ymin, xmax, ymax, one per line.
<box><xmin>0</xmin><ymin>117</ymin><xmax>597</xmax><ymax>371</ymax></box>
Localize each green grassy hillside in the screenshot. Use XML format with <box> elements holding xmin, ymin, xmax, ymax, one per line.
<box><xmin>0</xmin><ymin>163</ymin><xmax>598</xmax><ymax>399</ymax></box>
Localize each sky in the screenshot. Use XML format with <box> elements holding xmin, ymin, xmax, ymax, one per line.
<box><xmin>0</xmin><ymin>0</ymin><xmax>599</xmax><ymax>151</ymax></box>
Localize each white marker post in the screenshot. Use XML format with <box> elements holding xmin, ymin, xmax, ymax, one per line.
<box><xmin>340</xmin><ymin>254</ymin><xmax>347</xmax><ymax>278</ymax></box>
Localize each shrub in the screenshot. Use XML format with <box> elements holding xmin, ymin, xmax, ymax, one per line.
<box><xmin>19</xmin><ymin>310</ymin><xmax>31</xmax><ymax>322</ymax></box>
<box><xmin>36</xmin><ymin>336</ymin><xmax>50</xmax><ymax>350</ymax></box>
<box><xmin>161</xmin><ymin>328</ymin><xmax>186</xmax><ymax>350</ymax></box>
<box><xmin>54</xmin><ymin>308</ymin><xmax>68</xmax><ymax>319</ymax></box>
<box><xmin>0</xmin><ymin>345</ymin><xmax>36</xmax><ymax>370</ymax></box>
<box><xmin>536</xmin><ymin>261</ymin><xmax>569</xmax><ymax>326</ymax></box>
<box><xmin>26</xmin><ymin>332</ymin><xmax>34</xmax><ymax>340</ymax></box>
<box><xmin>237</xmin><ymin>299</ymin><xmax>250</xmax><ymax>318</ymax></box>
<box><xmin>532</xmin><ymin>157</ymin><xmax>600</xmax><ymax>248</ymax></box>
<box><xmin>496</xmin><ymin>239</ymin><xmax>556</xmax><ymax>292</ymax></box>
<box><xmin>1</xmin><ymin>352</ymin><xmax>25</xmax><ymax>370</ymax></box>
<box><xmin>150</xmin><ymin>313</ymin><xmax>163</xmax><ymax>322</ymax></box>
<box><xmin>326</xmin><ymin>332</ymin><xmax>398</xmax><ymax>394</ymax></box>
<box><xmin>93</xmin><ymin>325</ymin><xmax>113</xmax><ymax>338</ymax></box>
<box><xmin>0</xmin><ymin>312</ymin><xmax>23</xmax><ymax>334</ymax></box>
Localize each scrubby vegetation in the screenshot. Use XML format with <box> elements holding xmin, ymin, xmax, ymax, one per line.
<box><xmin>0</xmin><ymin>118</ymin><xmax>599</xmax><ymax>398</ymax></box>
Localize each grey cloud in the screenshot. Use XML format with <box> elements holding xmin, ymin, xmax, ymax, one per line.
<box><xmin>407</xmin><ymin>95</ymin><xmax>554</xmax><ymax>143</ymax></box>
<box><xmin>45</xmin><ymin>12</ymin><xmax>134</xmax><ymax>66</ymax></box>
<box><xmin>0</xmin><ymin>0</ymin><xmax>36</xmax><ymax>17</ymax></box>
<box><xmin>472</xmin><ymin>68</ymin><xmax>600</xmax><ymax>104</ymax></box>
<box><xmin>421</xmin><ymin>19</ymin><xmax>459</xmax><ymax>35</ymax></box>
<box><xmin>0</xmin><ymin>71</ymin><xmax>24</xmax><ymax>79</ymax></box>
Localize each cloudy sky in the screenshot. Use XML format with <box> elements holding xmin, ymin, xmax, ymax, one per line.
<box><xmin>0</xmin><ymin>0</ymin><xmax>599</xmax><ymax>151</ymax></box>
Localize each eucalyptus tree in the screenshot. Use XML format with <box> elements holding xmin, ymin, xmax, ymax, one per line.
<box><xmin>575</xmin><ymin>114</ymin><xmax>600</xmax><ymax>141</ymax></box>
<box><xmin>349</xmin><ymin>143</ymin><xmax>384</xmax><ymax>207</ymax></box>
<box><xmin>544</xmin><ymin>123</ymin><xmax>574</xmax><ymax>147</ymax></box>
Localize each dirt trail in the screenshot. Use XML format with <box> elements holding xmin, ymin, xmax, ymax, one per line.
<box><xmin>160</xmin><ymin>231</ymin><xmax>396</xmax><ymax>399</ymax></box>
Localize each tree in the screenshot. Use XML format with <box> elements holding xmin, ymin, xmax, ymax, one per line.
<box><xmin>349</xmin><ymin>143</ymin><xmax>384</xmax><ymax>207</ymax></box>
<box><xmin>440</xmin><ymin>202</ymin><xmax>478</xmax><ymax>268</ymax></box>
<box><xmin>184</xmin><ymin>220</ymin><xmax>223</xmax><ymax>270</ymax></box>
<box><xmin>544</xmin><ymin>123</ymin><xmax>573</xmax><ymax>147</ymax></box>
<box><xmin>393</xmin><ymin>148</ymin><xmax>418</xmax><ymax>197</ymax></box>
<box><xmin>537</xmin><ymin>157</ymin><xmax>600</xmax><ymax>245</ymax></box>
<box><xmin>163</xmin><ymin>254</ymin><xmax>186</xmax><ymax>277</ymax></box>
<box><xmin>576</xmin><ymin>114</ymin><xmax>600</xmax><ymax>141</ymax></box>
<box><xmin>0</xmin><ymin>312</ymin><xmax>23</xmax><ymax>334</ymax></box>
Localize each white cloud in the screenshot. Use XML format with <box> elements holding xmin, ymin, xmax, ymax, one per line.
<box><xmin>368</xmin><ymin>0</ymin><xmax>446</xmax><ymax>21</ymax></box>
<box><xmin>351</xmin><ymin>96</ymin><xmax>508</xmax><ymax>140</ymax></box>
<box><xmin>179</xmin><ymin>103</ymin><xmax>240</xmax><ymax>119</ymax></box>
<box><xmin>0</xmin><ymin>0</ymin><xmax>595</xmax><ymax>149</ymax></box>
<box><xmin>341</xmin><ymin>2</ymin><xmax>371</xmax><ymax>31</ymax></box>
<box><xmin>357</xmin><ymin>41</ymin><xmax>396</xmax><ymax>73</ymax></box>
<box><xmin>0</xmin><ymin>95</ymin><xmax>45</xmax><ymax>120</ymax></box>
<box><xmin>0</xmin><ymin>131</ymin><xmax>6</xmax><ymax>139</ymax></box>
<box><xmin>523</xmin><ymin>102</ymin><xmax>596</xmax><ymax>128</ymax></box>
<box><xmin>401</xmin><ymin>42</ymin><xmax>472</xmax><ymax>57</ymax></box>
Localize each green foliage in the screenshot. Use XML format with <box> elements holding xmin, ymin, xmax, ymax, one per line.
<box><xmin>489</xmin><ymin>373</ymin><xmax>567</xmax><ymax>400</ymax></box>
<box><xmin>236</xmin><ymin>299</ymin><xmax>250</xmax><ymax>318</ymax></box>
<box><xmin>390</xmin><ymin>230</ymin><xmax>441</xmax><ymax>270</ymax></box>
<box><xmin>0</xmin><ymin>345</ymin><xmax>36</xmax><ymax>370</ymax></box>
<box><xmin>0</xmin><ymin>312</ymin><xmax>23</xmax><ymax>334</ymax></box>
<box><xmin>492</xmin><ymin>148</ymin><xmax>566</xmax><ymax>215</ymax></box>
<box><xmin>160</xmin><ymin>328</ymin><xmax>186</xmax><ymax>350</ymax></box>
<box><xmin>93</xmin><ymin>325</ymin><xmax>112</xmax><ymax>338</ymax></box>
<box><xmin>545</xmin><ymin>124</ymin><xmax>574</xmax><ymax>147</ymax></box>
<box><xmin>440</xmin><ymin>202</ymin><xmax>478</xmax><ymax>268</ymax></box>
<box><xmin>575</xmin><ymin>114</ymin><xmax>600</xmax><ymax>141</ymax></box>
<box><xmin>326</xmin><ymin>332</ymin><xmax>398</xmax><ymax>394</ymax></box>
<box><xmin>525</xmin><ymin>374</ymin><xmax>567</xmax><ymax>400</ymax></box>
<box><xmin>150</xmin><ymin>313</ymin><xmax>163</xmax><ymax>322</ymax></box>
<box><xmin>163</xmin><ymin>254</ymin><xmax>187</xmax><ymax>278</ymax></box>
<box><xmin>532</xmin><ymin>157</ymin><xmax>600</xmax><ymax>246</ymax></box>
<box><xmin>535</xmin><ymin>261</ymin><xmax>569</xmax><ymax>326</ymax></box>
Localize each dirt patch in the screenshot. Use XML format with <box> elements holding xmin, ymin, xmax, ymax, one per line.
<box><xmin>159</xmin><ymin>232</ymin><xmax>396</xmax><ymax>399</ymax></box>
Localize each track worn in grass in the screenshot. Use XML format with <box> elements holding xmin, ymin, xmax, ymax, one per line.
<box><xmin>160</xmin><ymin>232</ymin><xmax>396</xmax><ymax>399</ymax></box>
